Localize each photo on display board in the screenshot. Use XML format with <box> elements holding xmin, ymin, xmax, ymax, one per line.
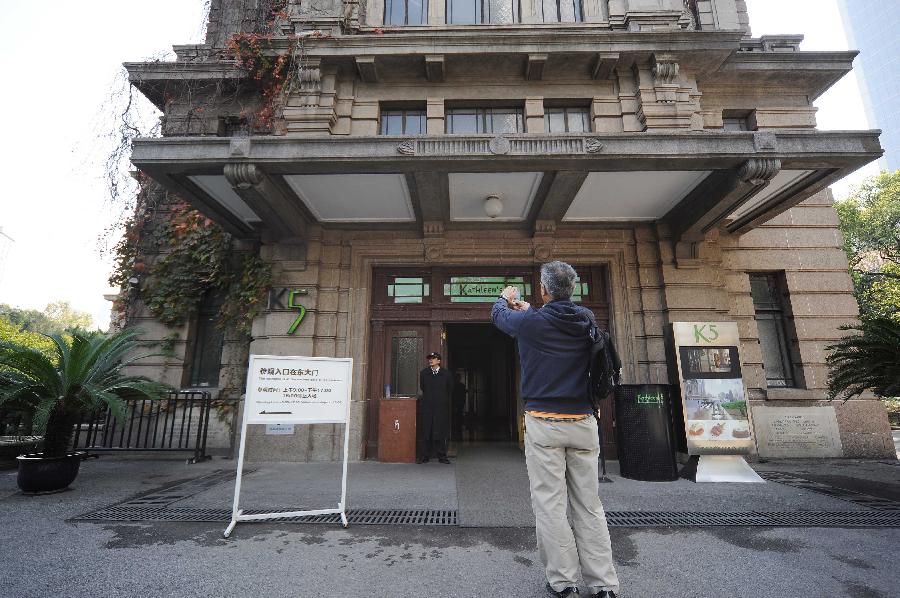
<box><xmin>686</xmin><ymin>419</ymin><xmax>752</xmax><ymax>441</ymax></box>
<box><xmin>683</xmin><ymin>378</ymin><xmax>751</xmax><ymax>441</ymax></box>
<box><xmin>679</xmin><ymin>346</ymin><xmax>742</xmax><ymax>378</ymax></box>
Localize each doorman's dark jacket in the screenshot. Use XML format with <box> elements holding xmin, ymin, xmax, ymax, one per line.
<box><xmin>492</xmin><ymin>298</ymin><xmax>594</xmax><ymax>415</ymax></box>
<box><xmin>419</xmin><ymin>367</ymin><xmax>453</xmax><ymax>438</ymax></box>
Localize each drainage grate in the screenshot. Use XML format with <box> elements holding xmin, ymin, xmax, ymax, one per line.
<box><xmin>605</xmin><ymin>510</ymin><xmax>900</xmax><ymax>528</ymax></box>
<box><xmin>606</xmin><ymin>511</ymin><xmax>771</xmax><ymax>527</ymax></box>
<box><xmin>760</xmin><ymin>511</ymin><xmax>900</xmax><ymax>527</ymax></box>
<box><xmin>758</xmin><ymin>471</ymin><xmax>900</xmax><ymax>511</ymax></box>
<box><xmin>72</xmin><ymin>506</ymin><xmax>900</xmax><ymax>527</ymax></box>
<box><xmin>74</xmin><ymin>507</ymin><xmax>458</xmax><ymax>526</ymax></box>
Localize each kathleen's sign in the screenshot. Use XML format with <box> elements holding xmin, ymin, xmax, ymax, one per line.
<box><xmin>245</xmin><ymin>355</ymin><xmax>352</xmax><ymax>425</ymax></box>
<box><xmin>672</xmin><ymin>322</ymin><xmax>754</xmax><ymax>455</ymax></box>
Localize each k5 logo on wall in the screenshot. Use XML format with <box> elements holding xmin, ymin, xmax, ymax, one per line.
<box><xmin>268</xmin><ymin>287</ymin><xmax>308</xmax><ymax>334</ymax></box>
<box><xmin>672</xmin><ymin>322</ymin><xmax>754</xmax><ymax>455</ymax></box>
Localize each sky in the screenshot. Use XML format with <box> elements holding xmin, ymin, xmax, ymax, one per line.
<box><xmin>0</xmin><ymin>0</ymin><xmax>884</xmax><ymax>331</ymax></box>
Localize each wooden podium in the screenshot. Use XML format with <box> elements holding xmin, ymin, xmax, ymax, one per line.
<box><xmin>378</xmin><ymin>397</ymin><xmax>417</xmax><ymax>463</ymax></box>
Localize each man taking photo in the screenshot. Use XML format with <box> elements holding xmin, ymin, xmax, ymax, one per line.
<box><xmin>491</xmin><ymin>261</ymin><xmax>620</xmax><ymax>598</ymax></box>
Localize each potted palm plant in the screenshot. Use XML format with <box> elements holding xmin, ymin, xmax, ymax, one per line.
<box><xmin>0</xmin><ymin>329</ymin><xmax>171</xmax><ymax>494</ymax></box>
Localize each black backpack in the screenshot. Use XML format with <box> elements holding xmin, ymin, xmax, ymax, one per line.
<box><xmin>588</xmin><ymin>323</ymin><xmax>622</xmax><ymax>415</ymax></box>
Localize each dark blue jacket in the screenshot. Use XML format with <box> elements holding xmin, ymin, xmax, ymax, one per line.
<box><xmin>491</xmin><ymin>297</ymin><xmax>594</xmax><ymax>415</ymax></box>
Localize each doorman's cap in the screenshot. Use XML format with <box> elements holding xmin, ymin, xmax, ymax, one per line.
<box><xmin>427</xmin><ymin>352</ymin><xmax>442</xmax><ymax>360</ymax></box>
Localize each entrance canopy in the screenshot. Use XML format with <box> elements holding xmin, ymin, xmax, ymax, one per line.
<box><xmin>131</xmin><ymin>129</ymin><xmax>881</xmax><ymax>241</ymax></box>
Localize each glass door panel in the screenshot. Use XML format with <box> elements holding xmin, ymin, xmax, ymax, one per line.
<box><xmin>385</xmin><ymin>326</ymin><xmax>429</xmax><ymax>397</ymax></box>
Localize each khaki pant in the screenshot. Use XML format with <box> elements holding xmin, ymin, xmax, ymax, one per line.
<box><xmin>524</xmin><ymin>413</ymin><xmax>620</xmax><ymax>594</ymax></box>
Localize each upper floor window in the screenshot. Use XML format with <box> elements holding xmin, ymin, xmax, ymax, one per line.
<box><xmin>545</xmin><ymin>106</ymin><xmax>590</xmax><ymax>133</ymax></box>
<box><xmin>446</xmin><ymin>0</ymin><xmax>521</xmax><ymax>24</ymax></box>
<box><xmin>446</xmin><ymin>107</ymin><xmax>524</xmax><ymax>134</ymax></box>
<box><xmin>380</xmin><ymin>109</ymin><xmax>426</xmax><ymax>135</ymax></box>
<box><xmin>540</xmin><ymin>0</ymin><xmax>583</xmax><ymax>23</ymax></box>
<box><xmin>385</xmin><ymin>0</ymin><xmax>428</xmax><ymax>25</ymax></box>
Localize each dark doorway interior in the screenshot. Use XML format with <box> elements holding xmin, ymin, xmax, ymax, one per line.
<box><xmin>446</xmin><ymin>324</ymin><xmax>518</xmax><ymax>443</ymax></box>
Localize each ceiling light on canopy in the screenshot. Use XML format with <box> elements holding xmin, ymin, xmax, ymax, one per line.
<box><xmin>483</xmin><ymin>194</ymin><xmax>503</xmax><ymax>218</ymax></box>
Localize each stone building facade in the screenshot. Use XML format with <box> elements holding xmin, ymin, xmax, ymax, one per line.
<box><xmin>124</xmin><ymin>0</ymin><xmax>894</xmax><ymax>461</ymax></box>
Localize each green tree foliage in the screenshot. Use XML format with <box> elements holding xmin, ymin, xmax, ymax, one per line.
<box><xmin>827</xmin><ymin>317</ymin><xmax>900</xmax><ymax>401</ymax></box>
<box><xmin>43</xmin><ymin>301</ymin><xmax>93</xmax><ymax>331</ymax></box>
<box><xmin>0</xmin><ymin>318</ymin><xmax>55</xmax><ymax>356</ymax></box>
<box><xmin>835</xmin><ymin>171</ymin><xmax>900</xmax><ymax>321</ymax></box>
<box><xmin>0</xmin><ymin>301</ymin><xmax>95</xmax><ymax>337</ymax></box>
<box><xmin>0</xmin><ymin>329</ymin><xmax>171</xmax><ymax>457</ymax></box>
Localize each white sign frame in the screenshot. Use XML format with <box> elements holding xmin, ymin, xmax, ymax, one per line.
<box><xmin>224</xmin><ymin>355</ymin><xmax>353</xmax><ymax>538</ymax></box>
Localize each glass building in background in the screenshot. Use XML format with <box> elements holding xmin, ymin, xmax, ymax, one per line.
<box><xmin>837</xmin><ymin>0</ymin><xmax>899</xmax><ymax>171</ymax></box>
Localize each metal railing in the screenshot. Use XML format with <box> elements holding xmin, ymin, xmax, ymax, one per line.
<box><xmin>72</xmin><ymin>391</ymin><xmax>213</xmax><ymax>464</ymax></box>
<box><xmin>0</xmin><ymin>409</ymin><xmax>32</xmax><ymax>437</ymax></box>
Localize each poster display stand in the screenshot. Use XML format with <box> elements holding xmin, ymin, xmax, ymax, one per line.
<box><xmin>671</xmin><ymin>322</ymin><xmax>763</xmax><ymax>484</ymax></box>
<box><xmin>224</xmin><ymin>355</ymin><xmax>353</xmax><ymax>538</ymax></box>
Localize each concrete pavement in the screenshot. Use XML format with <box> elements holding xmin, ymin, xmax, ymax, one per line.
<box><xmin>1</xmin><ymin>451</ymin><xmax>899</xmax><ymax>598</ymax></box>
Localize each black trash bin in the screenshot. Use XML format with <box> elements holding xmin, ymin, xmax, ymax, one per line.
<box><xmin>614</xmin><ymin>384</ymin><xmax>678</xmax><ymax>481</ymax></box>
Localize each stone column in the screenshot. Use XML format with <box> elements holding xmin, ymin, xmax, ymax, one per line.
<box><xmin>591</xmin><ymin>96</ymin><xmax>624</xmax><ymax>133</ymax></box>
<box><xmin>427</xmin><ymin>98</ymin><xmax>445</xmax><ymax>134</ymax></box>
<box><xmin>283</xmin><ymin>59</ymin><xmax>339</xmax><ymax>135</ymax></box>
<box><xmin>525</xmin><ymin>97</ymin><xmax>545</xmax><ymax>133</ymax></box>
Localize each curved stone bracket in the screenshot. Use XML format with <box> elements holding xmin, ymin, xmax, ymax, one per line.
<box><xmin>222</xmin><ymin>163</ymin><xmax>307</xmax><ymax>239</ymax></box>
<box><xmin>738</xmin><ymin>158</ymin><xmax>782</xmax><ymax>186</ymax></box>
<box><xmin>224</xmin><ymin>163</ymin><xmax>264</xmax><ymax>190</ymax></box>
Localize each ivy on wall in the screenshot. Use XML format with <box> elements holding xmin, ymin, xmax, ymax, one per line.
<box><xmin>109</xmin><ymin>184</ymin><xmax>271</xmax><ymax>337</ymax></box>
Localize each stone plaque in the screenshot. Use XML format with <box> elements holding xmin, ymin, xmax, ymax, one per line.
<box><xmin>752</xmin><ymin>406</ymin><xmax>843</xmax><ymax>459</ymax></box>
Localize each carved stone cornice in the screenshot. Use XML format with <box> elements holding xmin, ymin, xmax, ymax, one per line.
<box><xmin>738</xmin><ymin>158</ymin><xmax>781</xmax><ymax>186</ymax></box>
<box><xmin>396</xmin><ymin>136</ymin><xmax>605</xmax><ymax>157</ymax></box>
<box><xmin>224</xmin><ymin>163</ymin><xmax>264</xmax><ymax>189</ymax></box>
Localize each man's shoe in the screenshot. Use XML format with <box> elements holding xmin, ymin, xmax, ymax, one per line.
<box><xmin>438</xmin><ymin>457</ymin><xmax>450</xmax><ymax>464</ymax></box>
<box><xmin>589</xmin><ymin>590</ymin><xmax>616</xmax><ymax>598</ymax></box>
<box><xmin>417</xmin><ymin>457</ymin><xmax>430</xmax><ymax>464</ymax></box>
<box><xmin>546</xmin><ymin>583</ymin><xmax>578</xmax><ymax>597</ymax></box>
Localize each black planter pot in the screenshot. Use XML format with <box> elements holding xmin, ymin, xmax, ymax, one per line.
<box><xmin>16</xmin><ymin>452</ymin><xmax>85</xmax><ymax>494</ymax></box>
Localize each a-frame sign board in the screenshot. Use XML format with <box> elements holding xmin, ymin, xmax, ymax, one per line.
<box><xmin>224</xmin><ymin>355</ymin><xmax>353</xmax><ymax>538</ymax></box>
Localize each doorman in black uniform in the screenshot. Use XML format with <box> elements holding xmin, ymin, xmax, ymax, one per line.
<box><xmin>418</xmin><ymin>351</ymin><xmax>453</xmax><ymax>464</ymax></box>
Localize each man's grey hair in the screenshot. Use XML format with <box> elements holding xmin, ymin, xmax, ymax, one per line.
<box><xmin>540</xmin><ymin>261</ymin><xmax>578</xmax><ymax>300</ymax></box>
